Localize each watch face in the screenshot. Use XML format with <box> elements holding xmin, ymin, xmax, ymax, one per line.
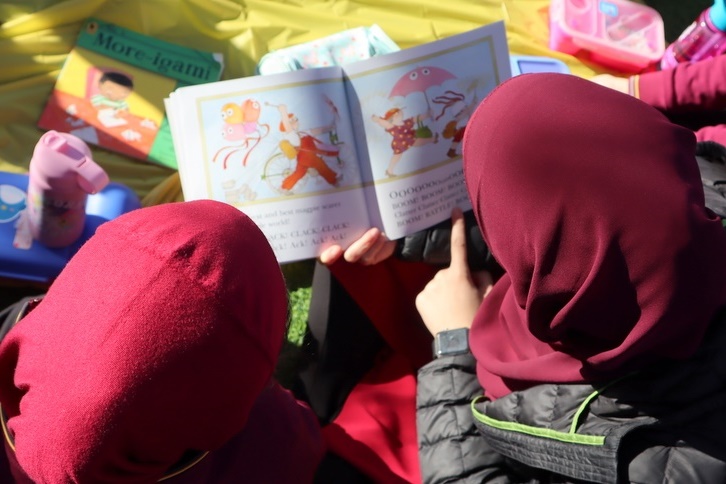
<box><xmin>435</xmin><ymin>328</ymin><xmax>469</xmax><ymax>357</ymax></box>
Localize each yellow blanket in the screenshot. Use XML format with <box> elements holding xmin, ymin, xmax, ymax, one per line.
<box><xmin>0</xmin><ymin>0</ymin><xmax>610</xmax><ymax>206</ymax></box>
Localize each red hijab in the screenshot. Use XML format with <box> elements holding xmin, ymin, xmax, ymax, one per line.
<box><xmin>463</xmin><ymin>73</ymin><xmax>726</xmax><ymax>399</ymax></box>
<box><xmin>0</xmin><ymin>200</ymin><xmax>293</xmax><ymax>482</ymax></box>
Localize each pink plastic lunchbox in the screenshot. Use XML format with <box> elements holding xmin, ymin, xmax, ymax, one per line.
<box><xmin>549</xmin><ymin>0</ymin><xmax>665</xmax><ymax>73</ymax></box>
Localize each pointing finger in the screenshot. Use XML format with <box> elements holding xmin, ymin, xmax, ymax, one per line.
<box><xmin>449</xmin><ymin>207</ymin><xmax>468</xmax><ymax>273</ymax></box>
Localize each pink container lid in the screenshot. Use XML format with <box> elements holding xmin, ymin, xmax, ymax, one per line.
<box><xmin>549</xmin><ymin>0</ymin><xmax>665</xmax><ymax>72</ymax></box>
<box><xmin>31</xmin><ymin>130</ymin><xmax>110</xmax><ymax>195</ymax></box>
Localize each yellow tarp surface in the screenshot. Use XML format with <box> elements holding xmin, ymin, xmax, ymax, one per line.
<box><xmin>0</xmin><ymin>0</ymin><xmax>613</xmax><ymax>206</ymax></box>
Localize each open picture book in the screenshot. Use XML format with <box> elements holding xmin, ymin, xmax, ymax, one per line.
<box><xmin>166</xmin><ymin>21</ymin><xmax>510</xmax><ymax>263</ymax></box>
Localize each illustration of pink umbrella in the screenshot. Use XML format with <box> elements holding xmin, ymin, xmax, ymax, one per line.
<box><xmin>388</xmin><ymin>65</ymin><xmax>457</xmax><ymax>111</ymax></box>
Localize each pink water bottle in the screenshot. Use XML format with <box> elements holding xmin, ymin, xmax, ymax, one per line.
<box><xmin>27</xmin><ymin>130</ymin><xmax>110</xmax><ymax>248</ymax></box>
<box><xmin>660</xmin><ymin>1</ymin><xmax>726</xmax><ymax>69</ymax></box>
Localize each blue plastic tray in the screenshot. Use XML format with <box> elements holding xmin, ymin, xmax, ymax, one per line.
<box><xmin>510</xmin><ymin>55</ymin><xmax>571</xmax><ymax>76</ymax></box>
<box><xmin>0</xmin><ymin>171</ymin><xmax>141</xmax><ymax>283</ymax></box>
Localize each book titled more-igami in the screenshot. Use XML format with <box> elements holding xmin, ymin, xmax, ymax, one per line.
<box><xmin>38</xmin><ymin>18</ymin><xmax>223</xmax><ymax>170</ymax></box>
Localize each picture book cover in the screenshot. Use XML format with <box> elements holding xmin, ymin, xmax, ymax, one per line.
<box><xmin>166</xmin><ymin>21</ymin><xmax>511</xmax><ymax>263</ymax></box>
<box><xmin>37</xmin><ymin>18</ymin><xmax>223</xmax><ymax>170</ymax></box>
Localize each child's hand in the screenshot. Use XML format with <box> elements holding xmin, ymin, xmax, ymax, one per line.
<box><xmin>319</xmin><ymin>227</ymin><xmax>396</xmax><ymax>266</ymax></box>
<box><xmin>415</xmin><ymin>207</ymin><xmax>493</xmax><ymax>336</ymax></box>
<box><xmin>590</xmin><ymin>74</ymin><xmax>630</xmax><ymax>95</ymax></box>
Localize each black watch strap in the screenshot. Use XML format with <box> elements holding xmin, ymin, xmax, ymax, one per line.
<box><xmin>433</xmin><ymin>328</ymin><xmax>470</xmax><ymax>358</ymax></box>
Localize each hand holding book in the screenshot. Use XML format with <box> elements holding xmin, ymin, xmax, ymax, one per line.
<box><xmin>319</xmin><ymin>227</ymin><xmax>396</xmax><ymax>265</ymax></box>
<box><xmin>166</xmin><ymin>21</ymin><xmax>511</xmax><ymax>263</ymax></box>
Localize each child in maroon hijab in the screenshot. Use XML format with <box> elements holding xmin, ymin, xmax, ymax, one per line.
<box><xmin>0</xmin><ymin>200</ymin><xmax>325</xmax><ymax>483</ymax></box>
<box><xmin>416</xmin><ymin>73</ymin><xmax>726</xmax><ymax>483</ymax></box>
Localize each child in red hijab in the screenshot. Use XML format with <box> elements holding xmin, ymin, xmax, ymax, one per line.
<box><xmin>416</xmin><ymin>73</ymin><xmax>726</xmax><ymax>483</ymax></box>
<box><xmin>0</xmin><ymin>200</ymin><xmax>325</xmax><ymax>483</ymax></box>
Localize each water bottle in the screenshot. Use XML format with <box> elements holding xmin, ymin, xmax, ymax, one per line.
<box><xmin>661</xmin><ymin>1</ymin><xmax>726</xmax><ymax>69</ymax></box>
<box><xmin>26</xmin><ymin>130</ymin><xmax>110</xmax><ymax>248</ymax></box>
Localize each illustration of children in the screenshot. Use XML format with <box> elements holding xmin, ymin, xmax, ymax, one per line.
<box><xmin>371</xmin><ymin>107</ymin><xmax>438</xmax><ymax>177</ymax></box>
<box><xmin>433</xmin><ymin>90</ymin><xmax>476</xmax><ymax>158</ymax></box>
<box><xmin>221</xmin><ymin>179</ymin><xmax>257</xmax><ymax>203</ymax></box>
<box><xmin>221</xmin><ymin>99</ymin><xmax>267</xmax><ymax>134</ymax></box>
<box><xmin>276</xmin><ymin>103</ymin><xmax>342</xmax><ymax>193</ymax></box>
<box><xmin>215</xmin><ymin>99</ymin><xmax>270</xmax><ymax>168</ymax></box>
<box><xmin>91</xmin><ymin>71</ymin><xmax>134</xmax><ymax>127</ymax></box>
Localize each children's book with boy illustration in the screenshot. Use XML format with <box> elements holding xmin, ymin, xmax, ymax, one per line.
<box><xmin>37</xmin><ymin>18</ymin><xmax>223</xmax><ymax>170</ymax></box>
<box><xmin>166</xmin><ymin>21</ymin><xmax>510</xmax><ymax>263</ymax></box>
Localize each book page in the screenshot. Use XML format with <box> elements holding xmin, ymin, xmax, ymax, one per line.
<box><xmin>168</xmin><ymin>66</ymin><xmax>371</xmax><ymax>263</ymax></box>
<box><xmin>343</xmin><ymin>21</ymin><xmax>511</xmax><ymax>239</ymax></box>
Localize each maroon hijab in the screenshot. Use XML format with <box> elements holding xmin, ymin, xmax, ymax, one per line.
<box><xmin>0</xmin><ymin>200</ymin><xmax>291</xmax><ymax>482</ymax></box>
<box><xmin>463</xmin><ymin>73</ymin><xmax>726</xmax><ymax>399</ymax></box>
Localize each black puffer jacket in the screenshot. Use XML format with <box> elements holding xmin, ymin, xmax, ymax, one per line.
<box><xmin>696</xmin><ymin>141</ymin><xmax>726</xmax><ymax>218</ymax></box>
<box><xmin>394</xmin><ymin>209</ymin><xmax>502</xmax><ymax>274</ymax></box>
<box><xmin>414</xmin><ymin>143</ymin><xmax>726</xmax><ymax>483</ymax></box>
<box><xmin>417</xmin><ymin>310</ymin><xmax>726</xmax><ymax>483</ymax></box>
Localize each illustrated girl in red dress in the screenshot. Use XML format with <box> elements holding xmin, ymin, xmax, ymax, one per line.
<box><xmin>371</xmin><ymin>107</ymin><xmax>437</xmax><ymax>177</ymax></box>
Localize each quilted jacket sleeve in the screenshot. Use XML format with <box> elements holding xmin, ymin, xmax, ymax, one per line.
<box><xmin>416</xmin><ymin>354</ymin><xmax>513</xmax><ymax>483</ymax></box>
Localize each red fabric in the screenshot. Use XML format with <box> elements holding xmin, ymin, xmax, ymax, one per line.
<box><xmin>693</xmin><ymin>124</ymin><xmax>726</xmax><ymax>144</ymax></box>
<box><xmin>325</xmin><ymin>258</ymin><xmax>437</xmax><ymax>483</ymax></box>
<box><xmin>0</xmin><ymin>200</ymin><xmax>310</xmax><ymax>482</ymax></box>
<box><xmin>636</xmin><ymin>54</ymin><xmax>726</xmax><ymax>113</ymax></box>
<box><xmin>463</xmin><ymin>73</ymin><xmax>726</xmax><ymax>399</ymax></box>
<box><xmin>3</xmin><ymin>382</ymin><xmax>326</xmax><ymax>484</ymax></box>
<box><xmin>635</xmin><ymin>55</ymin><xmax>726</xmax><ymax>145</ymax></box>
<box><xmin>322</xmin><ymin>352</ymin><xmax>420</xmax><ymax>484</ymax></box>
<box><xmin>164</xmin><ymin>382</ymin><xmax>325</xmax><ymax>483</ymax></box>
<box><xmin>330</xmin><ymin>258</ymin><xmax>435</xmax><ymax>371</ymax></box>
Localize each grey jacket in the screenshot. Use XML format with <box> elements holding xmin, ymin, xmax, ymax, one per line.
<box><xmin>417</xmin><ymin>312</ymin><xmax>726</xmax><ymax>483</ymax></box>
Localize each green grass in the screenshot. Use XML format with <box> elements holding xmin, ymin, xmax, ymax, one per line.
<box><xmin>280</xmin><ymin>258</ymin><xmax>316</xmax><ymax>345</ymax></box>
<box><xmin>287</xmin><ymin>285</ymin><xmax>312</xmax><ymax>347</ymax></box>
<box><xmin>274</xmin><ymin>260</ymin><xmax>317</xmax><ymax>388</ymax></box>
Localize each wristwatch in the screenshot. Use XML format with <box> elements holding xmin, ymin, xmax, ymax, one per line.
<box><xmin>433</xmin><ymin>328</ymin><xmax>470</xmax><ymax>358</ymax></box>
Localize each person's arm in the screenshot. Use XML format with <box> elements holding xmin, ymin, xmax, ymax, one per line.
<box><xmin>693</xmin><ymin>124</ymin><xmax>726</xmax><ymax>145</ymax></box>
<box><xmin>416</xmin><ymin>209</ymin><xmax>512</xmax><ymax>483</ymax></box>
<box><xmin>395</xmin><ymin>210</ymin><xmax>500</xmax><ymax>272</ymax></box>
<box><xmin>591</xmin><ymin>68</ymin><xmax>726</xmax><ymax>146</ymax></box>
<box><xmin>592</xmin><ymin>56</ymin><xmax>726</xmax><ymax>113</ymax></box>
<box><xmin>417</xmin><ymin>354</ymin><xmax>512</xmax><ymax>484</ymax></box>
<box><xmin>319</xmin><ymin>210</ymin><xmax>502</xmax><ymax>274</ymax></box>
<box><xmin>278</xmin><ymin>104</ymin><xmax>294</xmax><ymax>132</ymax></box>
<box><xmin>414</xmin><ymin>208</ymin><xmax>491</xmax><ymax>336</ymax></box>
<box><xmin>309</xmin><ymin>123</ymin><xmax>335</xmax><ymax>136</ymax></box>
<box><xmin>371</xmin><ymin>114</ymin><xmax>393</xmax><ymax>129</ymax></box>
<box><xmin>634</xmin><ymin>55</ymin><xmax>726</xmax><ymax>113</ymax></box>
